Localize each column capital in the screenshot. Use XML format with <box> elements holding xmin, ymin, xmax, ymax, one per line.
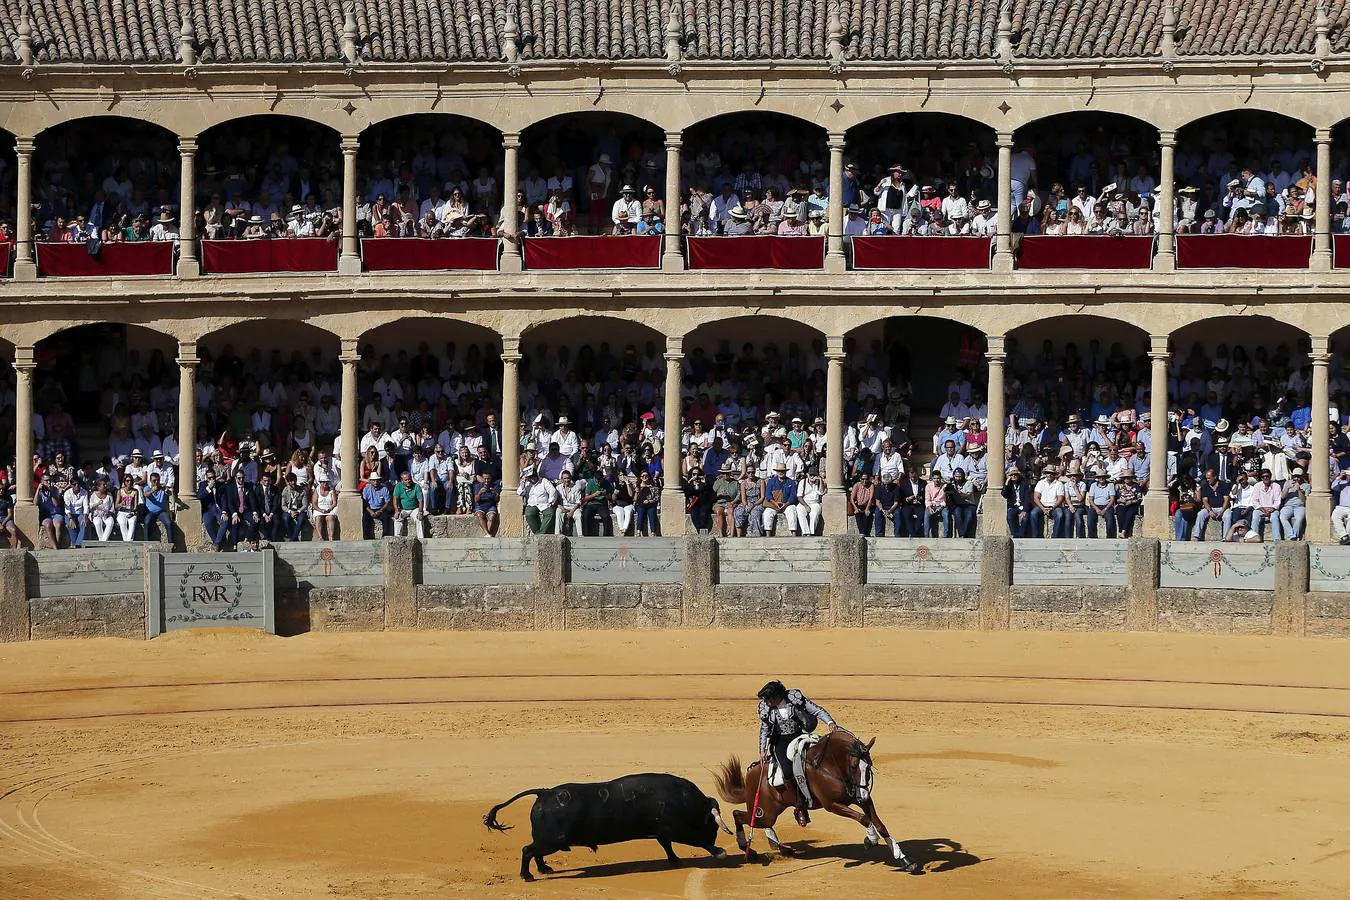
<box><xmin>664</xmin><ymin>131</ymin><xmax>683</xmax><ymax>150</ymax></box>
<box><xmin>665</xmin><ymin>335</ymin><xmax>684</xmax><ymax>356</ymax></box>
<box><xmin>825</xmin><ymin>335</ymin><xmax>846</xmax><ymax>359</ymax></box>
<box><xmin>14</xmin><ymin>137</ymin><xmax>34</xmax><ymax>156</ymax></box>
<box><xmin>176</xmin><ymin>341</ymin><xmax>199</xmax><ymax>366</ymax></box>
<box><xmin>177</xmin><ymin>136</ymin><xmax>198</xmax><ymax>155</ymax></box>
<box><xmin>996</xmin><ymin>130</ymin><xmax>1015</xmax><ymax>148</ymax></box>
<box><xmin>827</xmin><ymin>133</ymin><xmax>846</xmax><ymax>152</ymax></box>
<box><xmin>502</xmin><ymin>132</ymin><xmax>522</xmax><ymax>150</ymax></box>
<box><xmin>985</xmin><ymin>334</ymin><xmax>1006</xmax><ymax>360</ymax></box>
<box><xmin>339</xmin><ymin>337</ymin><xmax>360</xmax><ymax>361</ymax></box>
<box><xmin>1149</xmin><ymin>334</ymin><xmax>1169</xmax><ymax>357</ymax></box>
<box><xmin>340</xmin><ymin>135</ymin><xmax>360</xmax><ymax>154</ymax></box>
<box><xmin>1310</xmin><ymin>334</ymin><xmax>1330</xmax><ymax>354</ymax></box>
<box><xmin>12</xmin><ymin>345</ymin><xmax>34</xmax><ymax>371</ymax></box>
<box><xmin>500</xmin><ymin>335</ymin><xmax>521</xmax><ymax>356</ymax></box>
<box><xmin>1157</xmin><ymin>129</ymin><xmax>1176</xmax><ymax>147</ymax></box>
<box><xmin>1316</xmin><ymin>127</ymin><xmax>1333</xmax><ymax>144</ymax></box>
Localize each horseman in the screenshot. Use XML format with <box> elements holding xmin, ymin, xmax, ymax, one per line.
<box><xmin>757</xmin><ymin>680</ymin><xmax>837</xmax><ymax>825</ymax></box>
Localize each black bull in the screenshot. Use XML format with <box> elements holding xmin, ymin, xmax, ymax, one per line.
<box><xmin>483</xmin><ymin>773</ymin><xmax>734</xmax><ymax>880</ymax></box>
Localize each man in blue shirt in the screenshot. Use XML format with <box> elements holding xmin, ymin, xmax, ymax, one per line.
<box><xmin>762</xmin><ymin>463</ymin><xmax>800</xmax><ymax>536</ymax></box>
<box><xmin>361</xmin><ymin>471</ymin><xmax>393</xmax><ymax>539</ymax></box>
<box><xmin>141</xmin><ymin>472</ymin><xmax>174</xmax><ymax>544</ymax></box>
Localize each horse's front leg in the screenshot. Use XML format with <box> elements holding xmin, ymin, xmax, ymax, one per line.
<box><xmin>732</xmin><ymin>807</ymin><xmax>749</xmax><ymax>852</ymax></box>
<box><xmin>861</xmin><ymin>799</ymin><xmax>921</xmax><ymax>874</ymax></box>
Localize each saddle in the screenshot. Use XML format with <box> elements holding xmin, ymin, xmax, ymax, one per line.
<box><xmin>768</xmin><ymin>734</ymin><xmax>820</xmax><ymax>809</ymax></box>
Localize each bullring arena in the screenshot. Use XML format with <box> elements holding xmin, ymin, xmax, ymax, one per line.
<box><xmin>11</xmin><ymin>1</ymin><xmax>1350</xmax><ymax>898</ymax></box>
<box><xmin>4</xmin><ymin>628</ymin><xmax>1350</xmax><ymax>899</ymax></box>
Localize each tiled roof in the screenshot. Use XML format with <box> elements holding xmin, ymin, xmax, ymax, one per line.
<box><xmin>0</xmin><ymin>0</ymin><xmax>1346</xmax><ymax>65</ymax></box>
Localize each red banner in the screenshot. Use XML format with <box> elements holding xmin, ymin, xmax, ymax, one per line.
<box><xmin>851</xmin><ymin>236</ymin><xmax>990</xmax><ymax>270</ymax></box>
<box><xmin>522</xmin><ymin>236</ymin><xmax>661</xmax><ymax>269</ymax></box>
<box><xmin>1334</xmin><ymin>235</ymin><xmax>1350</xmax><ymax>268</ymax></box>
<box><xmin>201</xmin><ymin>238</ymin><xmax>338</xmax><ymax>274</ymax></box>
<box><xmin>35</xmin><ymin>241</ymin><xmax>174</xmax><ymax>277</ymax></box>
<box><xmin>1177</xmin><ymin>235</ymin><xmax>1311</xmax><ymax>269</ymax></box>
<box><xmin>360</xmin><ymin>238</ymin><xmax>499</xmax><ymax>271</ymax></box>
<box><xmin>1018</xmin><ymin>235</ymin><xmax>1155</xmax><ymax>270</ymax></box>
<box><xmin>687</xmin><ymin>236</ymin><xmax>825</xmax><ymax>269</ymax></box>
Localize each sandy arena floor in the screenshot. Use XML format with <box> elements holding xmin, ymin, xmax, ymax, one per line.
<box><xmin>2</xmin><ymin>629</ymin><xmax>1349</xmax><ymax>899</ymax></box>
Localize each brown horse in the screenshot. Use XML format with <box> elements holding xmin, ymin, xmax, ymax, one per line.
<box><xmin>713</xmin><ymin>729</ymin><xmax>921</xmax><ymax>874</ymax></box>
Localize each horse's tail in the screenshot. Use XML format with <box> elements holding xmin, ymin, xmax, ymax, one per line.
<box><xmin>713</xmin><ymin>756</ymin><xmax>746</xmax><ymax>805</ymax></box>
<box><xmin>483</xmin><ymin>788</ymin><xmax>548</xmax><ymax>832</ymax></box>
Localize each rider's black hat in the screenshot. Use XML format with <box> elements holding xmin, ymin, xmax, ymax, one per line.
<box><xmin>757</xmin><ymin>680</ymin><xmax>787</xmax><ymax>702</ymax></box>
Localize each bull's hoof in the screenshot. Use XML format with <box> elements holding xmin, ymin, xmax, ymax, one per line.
<box><xmin>536</xmin><ymin>862</ymin><xmax>555</xmax><ymax>875</ymax></box>
<box><xmin>520</xmin><ymin>872</ymin><xmax>535</xmax><ymax>882</ymax></box>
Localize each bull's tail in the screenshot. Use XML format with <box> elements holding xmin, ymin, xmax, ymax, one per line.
<box><xmin>713</xmin><ymin>756</ymin><xmax>746</xmax><ymax>805</ymax></box>
<box><xmin>483</xmin><ymin>788</ymin><xmax>549</xmax><ymax>832</ymax></box>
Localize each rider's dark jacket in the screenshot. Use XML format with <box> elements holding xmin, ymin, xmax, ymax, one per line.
<box><xmin>758</xmin><ymin>689</ymin><xmax>835</xmax><ymax>756</ymax></box>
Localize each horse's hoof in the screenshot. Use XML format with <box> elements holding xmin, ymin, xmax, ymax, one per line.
<box><xmin>899</xmin><ymin>859</ymin><xmax>923</xmax><ymax>875</ymax></box>
<box><xmin>711</xmin><ymin>847</ymin><xmax>727</xmax><ymax>859</ymax></box>
<box><xmin>746</xmin><ymin>849</ymin><xmax>759</xmax><ymax>862</ymax></box>
<box><xmin>778</xmin><ymin>844</ymin><xmax>796</xmax><ymax>857</ymax></box>
<box><xmin>864</xmin><ymin>836</ymin><xmax>878</xmax><ymax>848</ymax></box>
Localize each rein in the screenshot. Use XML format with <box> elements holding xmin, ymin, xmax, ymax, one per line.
<box><xmin>803</xmin><ymin>729</ymin><xmax>864</xmax><ymax>804</ymax></box>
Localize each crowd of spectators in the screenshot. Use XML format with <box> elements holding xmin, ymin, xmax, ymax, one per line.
<box><xmin>9</xmin><ymin>323</ymin><xmax>1350</xmax><ymax>548</ymax></box>
<box><xmin>16</xmin><ymin>114</ymin><xmax>1350</xmax><ymax>252</ymax></box>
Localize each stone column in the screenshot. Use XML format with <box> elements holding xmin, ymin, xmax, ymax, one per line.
<box><xmin>981</xmin><ymin>335</ymin><xmax>1007</xmax><ymax>535</ymax></box>
<box><xmin>1309</xmin><ymin>335</ymin><xmax>1332</xmax><ymax>542</ymax></box>
<box><xmin>659</xmin><ymin>337</ymin><xmax>687</xmax><ymax>536</ymax></box>
<box><xmin>500</xmin><ymin>132</ymin><xmax>523</xmax><ymax>273</ymax></box>
<box><xmin>825</xmin><ymin>132</ymin><xmax>846</xmax><ymax>273</ymax></box>
<box><xmin>337</xmin><ymin>339</ymin><xmax>363</xmax><ymax>539</ymax></box>
<box><xmin>12</xmin><ymin>138</ymin><xmax>36</xmax><ymax>281</ymax></box>
<box><xmin>662</xmin><ymin>132</ymin><xmax>684</xmax><ymax>272</ymax></box>
<box><xmin>176</xmin><ymin>342</ymin><xmax>201</xmax><ymax>547</ymax></box>
<box><xmin>175</xmin><ymin>137</ymin><xmax>200</xmax><ymax>278</ymax></box>
<box><xmin>12</xmin><ymin>347</ymin><xmax>36</xmax><ymax>543</ymax></box>
<box><xmin>1313</xmin><ymin>128</ymin><xmax>1333</xmax><ymax>272</ymax></box>
<box><xmin>338</xmin><ymin>136</ymin><xmax>361</xmax><ymax>275</ymax></box>
<box><xmin>993</xmin><ymin>131</ymin><xmax>1014</xmax><ymax>273</ymax></box>
<box><xmin>822</xmin><ymin>336</ymin><xmax>848</xmax><ymax>533</ymax></box>
<box><xmin>1143</xmin><ymin>335</ymin><xmax>1171</xmax><ymax>539</ymax></box>
<box><xmin>498</xmin><ymin>337</ymin><xmax>524</xmax><ymax>537</ymax></box>
<box><xmin>1155</xmin><ymin>129</ymin><xmax>1176</xmax><ymax>273</ymax></box>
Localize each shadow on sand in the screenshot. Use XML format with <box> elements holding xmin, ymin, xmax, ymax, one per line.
<box><xmin>553</xmin><ymin>836</ymin><xmax>980</xmax><ymax>879</ymax></box>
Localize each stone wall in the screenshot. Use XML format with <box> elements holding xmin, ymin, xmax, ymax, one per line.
<box><xmin>2</xmin><ymin>535</ymin><xmax>1347</xmax><ymax>640</ymax></box>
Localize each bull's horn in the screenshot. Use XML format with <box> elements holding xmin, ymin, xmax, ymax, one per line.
<box><xmin>712</xmin><ymin>806</ymin><xmax>734</xmax><ymax>835</ymax></box>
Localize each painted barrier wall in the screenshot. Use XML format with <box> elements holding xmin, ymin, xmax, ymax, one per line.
<box><xmin>4</xmin><ymin>537</ymin><xmax>1349</xmax><ymax>640</ymax></box>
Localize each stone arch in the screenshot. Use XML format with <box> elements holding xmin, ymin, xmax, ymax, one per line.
<box><xmin>683</xmin><ymin>313</ymin><xmax>831</xmax><ymax>421</ymax></box>
<box><xmin>1175</xmin><ymin>110</ymin><xmax>1316</xmax><ymax>206</ymax></box>
<box><xmin>682</xmin><ymin>111</ymin><xmax>828</xmax><ymax>196</ymax></box>
<box><xmin>844</xmin><ymin>112</ymin><xmax>998</xmax><ymax>200</ymax></box>
<box><xmin>1174</xmin><ymin>103</ymin><xmax>1319</xmax><ymax>136</ymax></box>
<box><xmin>1005</xmin><ymin>314</ymin><xmax>1154</xmax><ymax>425</ymax></box>
<box><xmin>1011</xmin><ymin>111</ymin><xmax>1161</xmax><ymax>205</ymax></box>
<box><xmin>844</xmin><ymin>313</ymin><xmax>987</xmax><ymax>417</ymax></box>
<box><xmin>519</xmin><ymin>111</ymin><xmax>667</xmax><ymax>230</ymax></box>
<box><xmin>33</xmin><ymin>117</ymin><xmax>181</xmax><ymax>225</ymax></box>
<box><xmin>196</xmin><ymin>115</ymin><xmax>343</xmax><ymax>215</ymax></box>
<box><xmin>34</xmin><ymin>323</ymin><xmax>180</xmax><ymax>446</ymax></box>
<box><xmin>1168</xmin><ymin>314</ymin><xmax>1310</xmax><ymax>417</ymax></box>
<box><xmin>356</xmin><ymin>114</ymin><xmax>505</xmax><ymax>214</ymax></box>
<box><xmin>196</xmin><ymin>318</ymin><xmax>341</xmax><ymax>354</ymax></box>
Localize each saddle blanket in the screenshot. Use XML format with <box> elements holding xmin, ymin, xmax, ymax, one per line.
<box><xmin>769</xmin><ymin>734</ymin><xmax>820</xmax><ymax>808</ymax></box>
